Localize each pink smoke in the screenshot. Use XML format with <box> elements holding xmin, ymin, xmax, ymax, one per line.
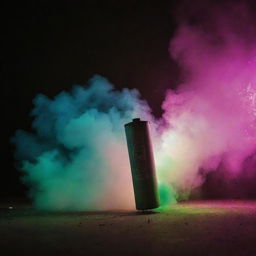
<box><xmin>155</xmin><ymin>1</ymin><xmax>256</xmax><ymax>198</ymax></box>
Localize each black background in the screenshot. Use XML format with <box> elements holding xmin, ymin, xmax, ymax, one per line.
<box><xmin>1</xmin><ymin>0</ymin><xmax>180</xmax><ymax>200</ymax></box>
<box><xmin>2</xmin><ymin>0</ymin><xmax>256</xmax><ymax>202</ymax></box>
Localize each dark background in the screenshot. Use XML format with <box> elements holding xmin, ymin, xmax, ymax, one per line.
<box><xmin>1</xmin><ymin>0</ymin><xmax>180</xmax><ymax>201</ymax></box>
<box><xmin>2</xmin><ymin>0</ymin><xmax>256</xmax><ymax>202</ymax></box>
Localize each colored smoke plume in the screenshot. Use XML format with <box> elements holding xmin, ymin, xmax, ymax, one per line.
<box><xmin>12</xmin><ymin>76</ymin><xmax>153</xmax><ymax>210</ymax></box>
<box><xmin>156</xmin><ymin>1</ymin><xmax>256</xmax><ymax>199</ymax></box>
<box><xmin>13</xmin><ymin>1</ymin><xmax>256</xmax><ymax>209</ymax></box>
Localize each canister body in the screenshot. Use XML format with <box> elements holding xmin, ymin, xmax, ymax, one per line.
<box><xmin>125</xmin><ymin>118</ymin><xmax>159</xmax><ymax>210</ymax></box>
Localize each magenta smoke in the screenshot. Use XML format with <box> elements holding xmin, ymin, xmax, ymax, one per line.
<box><xmin>156</xmin><ymin>1</ymin><xmax>256</xmax><ymax>199</ymax></box>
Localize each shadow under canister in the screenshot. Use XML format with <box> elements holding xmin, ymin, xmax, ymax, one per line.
<box><xmin>125</xmin><ymin>118</ymin><xmax>159</xmax><ymax>210</ymax></box>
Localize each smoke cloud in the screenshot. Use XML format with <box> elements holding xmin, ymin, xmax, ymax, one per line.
<box><xmin>156</xmin><ymin>1</ymin><xmax>256</xmax><ymax>198</ymax></box>
<box><xmin>13</xmin><ymin>76</ymin><xmax>153</xmax><ymax>210</ymax></box>
<box><xmin>13</xmin><ymin>0</ymin><xmax>256</xmax><ymax>209</ymax></box>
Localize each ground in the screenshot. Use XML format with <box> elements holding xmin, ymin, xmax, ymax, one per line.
<box><xmin>1</xmin><ymin>201</ymin><xmax>256</xmax><ymax>256</ymax></box>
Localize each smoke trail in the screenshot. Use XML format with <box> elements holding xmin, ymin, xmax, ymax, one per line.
<box><xmin>12</xmin><ymin>75</ymin><xmax>154</xmax><ymax>210</ymax></box>
<box><xmin>156</xmin><ymin>1</ymin><xmax>256</xmax><ymax>198</ymax></box>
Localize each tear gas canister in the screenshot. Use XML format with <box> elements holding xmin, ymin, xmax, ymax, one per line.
<box><xmin>124</xmin><ymin>118</ymin><xmax>159</xmax><ymax>210</ymax></box>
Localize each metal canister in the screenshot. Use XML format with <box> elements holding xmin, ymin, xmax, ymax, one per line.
<box><xmin>124</xmin><ymin>118</ymin><xmax>159</xmax><ymax>210</ymax></box>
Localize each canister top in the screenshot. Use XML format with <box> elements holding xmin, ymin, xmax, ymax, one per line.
<box><xmin>125</xmin><ymin>117</ymin><xmax>148</xmax><ymax>127</ymax></box>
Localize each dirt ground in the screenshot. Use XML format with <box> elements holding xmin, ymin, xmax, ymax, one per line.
<box><xmin>1</xmin><ymin>201</ymin><xmax>256</xmax><ymax>256</ymax></box>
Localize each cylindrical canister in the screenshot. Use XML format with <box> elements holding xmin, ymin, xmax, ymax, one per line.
<box><xmin>124</xmin><ymin>118</ymin><xmax>159</xmax><ymax>210</ymax></box>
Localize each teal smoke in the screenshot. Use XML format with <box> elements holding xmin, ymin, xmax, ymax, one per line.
<box><xmin>12</xmin><ymin>75</ymin><xmax>152</xmax><ymax>210</ymax></box>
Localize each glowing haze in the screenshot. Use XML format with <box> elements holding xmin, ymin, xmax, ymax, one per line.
<box><xmin>13</xmin><ymin>1</ymin><xmax>256</xmax><ymax>210</ymax></box>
